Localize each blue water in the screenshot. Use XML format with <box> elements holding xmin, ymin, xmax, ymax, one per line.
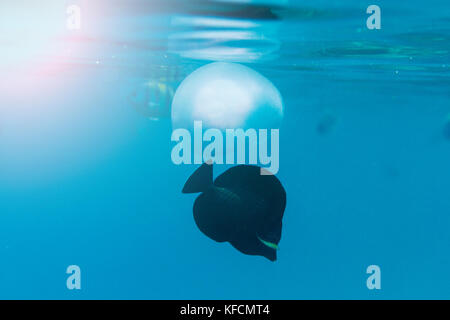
<box><xmin>0</xmin><ymin>0</ymin><xmax>449</xmax><ymax>299</ymax></box>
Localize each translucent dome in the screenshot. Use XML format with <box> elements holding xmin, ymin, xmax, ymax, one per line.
<box><xmin>171</xmin><ymin>62</ymin><xmax>283</xmax><ymax>131</ymax></box>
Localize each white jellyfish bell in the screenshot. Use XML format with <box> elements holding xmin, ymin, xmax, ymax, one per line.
<box><xmin>171</xmin><ymin>62</ymin><xmax>283</xmax><ymax>132</ymax></box>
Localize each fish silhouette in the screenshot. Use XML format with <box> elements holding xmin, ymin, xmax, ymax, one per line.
<box><xmin>182</xmin><ymin>163</ymin><xmax>286</xmax><ymax>261</ymax></box>
<box><xmin>128</xmin><ymin>80</ymin><xmax>175</xmax><ymax>120</ymax></box>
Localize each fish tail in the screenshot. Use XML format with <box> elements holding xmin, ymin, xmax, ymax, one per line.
<box><xmin>182</xmin><ymin>162</ymin><xmax>214</xmax><ymax>194</ymax></box>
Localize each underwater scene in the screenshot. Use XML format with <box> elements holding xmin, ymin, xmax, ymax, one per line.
<box><xmin>0</xmin><ymin>0</ymin><xmax>449</xmax><ymax>299</ymax></box>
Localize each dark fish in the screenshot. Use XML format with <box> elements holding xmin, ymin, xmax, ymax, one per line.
<box><xmin>127</xmin><ymin>80</ymin><xmax>175</xmax><ymax>120</ymax></box>
<box><xmin>182</xmin><ymin>163</ymin><xmax>286</xmax><ymax>261</ymax></box>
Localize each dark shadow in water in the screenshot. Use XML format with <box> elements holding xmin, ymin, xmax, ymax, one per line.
<box><xmin>317</xmin><ymin>111</ymin><xmax>338</xmax><ymax>136</ymax></box>
<box><xmin>184</xmin><ymin>1</ymin><xmax>281</xmax><ymax>20</ymax></box>
<box><xmin>127</xmin><ymin>80</ymin><xmax>174</xmax><ymax>120</ymax></box>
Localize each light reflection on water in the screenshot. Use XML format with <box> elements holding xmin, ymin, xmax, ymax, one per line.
<box><xmin>1</xmin><ymin>0</ymin><xmax>449</xmax><ymax>100</ymax></box>
<box><xmin>167</xmin><ymin>1</ymin><xmax>283</xmax><ymax>62</ymax></box>
<box><xmin>2</xmin><ymin>1</ymin><xmax>448</xmax><ymax>76</ymax></box>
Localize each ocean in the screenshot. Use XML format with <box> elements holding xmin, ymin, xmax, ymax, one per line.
<box><xmin>0</xmin><ymin>0</ymin><xmax>449</xmax><ymax>299</ymax></box>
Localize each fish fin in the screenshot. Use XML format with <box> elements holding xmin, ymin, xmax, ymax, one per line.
<box><xmin>182</xmin><ymin>162</ymin><xmax>213</xmax><ymax>194</ymax></box>
<box><xmin>229</xmin><ymin>238</ymin><xmax>277</xmax><ymax>262</ymax></box>
<box><xmin>258</xmin><ymin>221</ymin><xmax>282</xmax><ymax>247</ymax></box>
<box><xmin>257</xmin><ymin>236</ymin><xmax>279</xmax><ymax>250</ymax></box>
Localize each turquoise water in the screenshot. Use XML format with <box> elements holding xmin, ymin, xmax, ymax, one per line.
<box><xmin>0</xmin><ymin>0</ymin><xmax>449</xmax><ymax>299</ymax></box>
